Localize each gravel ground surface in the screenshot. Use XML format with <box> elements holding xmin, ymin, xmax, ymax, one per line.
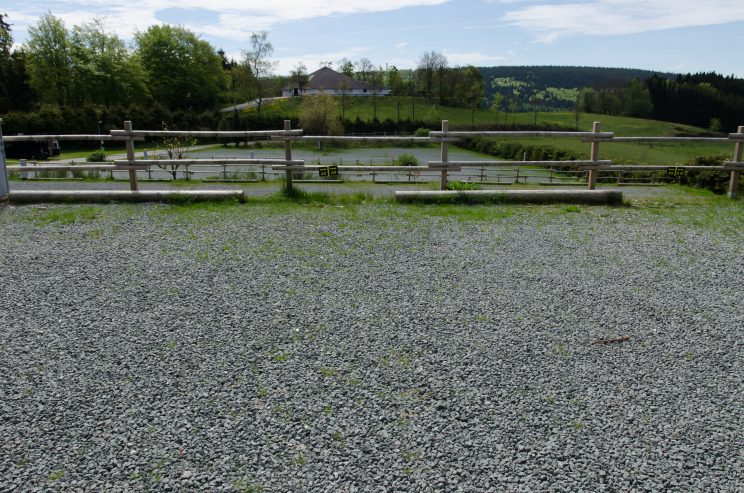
<box><xmin>1</xmin><ymin>200</ymin><xmax>742</xmax><ymax>491</ymax></box>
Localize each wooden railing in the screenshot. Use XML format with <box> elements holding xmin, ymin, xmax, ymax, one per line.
<box><xmin>2</xmin><ymin>119</ymin><xmax>743</xmax><ymax>199</ymax></box>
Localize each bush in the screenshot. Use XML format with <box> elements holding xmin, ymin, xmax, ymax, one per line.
<box><xmin>678</xmin><ymin>154</ymin><xmax>735</xmax><ymax>194</ymax></box>
<box><xmin>86</xmin><ymin>150</ymin><xmax>108</xmax><ymax>162</ymax></box>
<box><xmin>447</xmin><ymin>180</ymin><xmax>479</xmax><ymax>190</ymax></box>
<box><xmin>395</xmin><ymin>153</ymin><xmax>419</xmax><ymax>166</ymax></box>
<box><xmin>414</xmin><ymin>128</ymin><xmax>430</xmax><ymax>137</ymax></box>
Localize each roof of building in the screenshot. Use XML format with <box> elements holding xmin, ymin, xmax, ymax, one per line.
<box><xmin>286</xmin><ymin>67</ymin><xmax>373</xmax><ymax>91</ymax></box>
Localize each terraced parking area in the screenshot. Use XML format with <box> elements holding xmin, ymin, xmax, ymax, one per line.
<box><xmin>1</xmin><ymin>192</ymin><xmax>742</xmax><ymax>491</ymax></box>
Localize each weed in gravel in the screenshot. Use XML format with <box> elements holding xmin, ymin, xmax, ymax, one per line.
<box><xmin>290</xmin><ymin>453</ymin><xmax>307</xmax><ymax>466</ymax></box>
<box><xmin>380</xmin><ymin>348</ymin><xmax>412</xmax><ymax>368</ymax></box>
<box><xmin>319</xmin><ymin>367</ymin><xmax>339</xmax><ymax>378</ymax></box>
<box><xmin>166</xmin><ymin>341</ymin><xmax>177</xmax><ymax>350</ymax></box>
<box><xmin>402</xmin><ymin>450</ymin><xmax>421</xmax><ymax>463</ymax></box>
<box><xmin>398</xmin><ymin>409</ymin><xmax>416</xmax><ymax>426</ymax></box>
<box><xmin>553</xmin><ymin>343</ymin><xmax>570</xmax><ymax>357</ymax></box>
<box><xmin>330</xmin><ymin>431</ymin><xmax>345</xmax><ymax>444</ymax></box>
<box><xmin>272</xmin><ymin>352</ymin><xmax>289</xmax><ymax>362</ymax></box>
<box><xmin>48</xmin><ymin>470</ymin><xmax>65</xmax><ymax>481</ymax></box>
<box><xmin>257</xmin><ymin>387</ymin><xmax>269</xmax><ymax>398</ymax></box>
<box><xmin>571</xmin><ymin>419</ymin><xmax>585</xmax><ymax>431</ymax></box>
<box><xmin>322</xmin><ymin>405</ymin><xmax>333</xmax><ymax>415</ymax></box>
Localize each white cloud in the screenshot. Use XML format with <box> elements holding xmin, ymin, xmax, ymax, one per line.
<box><xmin>502</xmin><ymin>0</ymin><xmax>744</xmax><ymax>42</ymax></box>
<box><xmin>273</xmin><ymin>47</ymin><xmax>371</xmax><ymax>74</ymax></box>
<box><xmin>395</xmin><ymin>42</ymin><xmax>409</xmax><ymax>50</ymax></box>
<box><xmin>443</xmin><ymin>50</ymin><xmax>506</xmax><ymax>65</ymax></box>
<box><xmin>8</xmin><ymin>0</ymin><xmax>452</xmax><ymax>42</ymax></box>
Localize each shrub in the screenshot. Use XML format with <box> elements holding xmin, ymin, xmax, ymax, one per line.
<box><xmin>86</xmin><ymin>150</ymin><xmax>108</xmax><ymax>162</ymax></box>
<box><xmin>395</xmin><ymin>153</ymin><xmax>419</xmax><ymax>166</ymax></box>
<box><xmin>678</xmin><ymin>154</ymin><xmax>735</xmax><ymax>194</ymax></box>
<box><xmin>413</xmin><ymin>128</ymin><xmax>430</xmax><ymax>137</ymax></box>
<box><xmin>447</xmin><ymin>180</ymin><xmax>478</xmax><ymax>190</ymax></box>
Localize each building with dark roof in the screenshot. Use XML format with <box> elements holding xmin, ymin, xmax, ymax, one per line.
<box><xmin>282</xmin><ymin>67</ymin><xmax>390</xmax><ymax>97</ymax></box>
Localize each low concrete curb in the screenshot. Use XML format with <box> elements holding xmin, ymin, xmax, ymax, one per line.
<box><xmin>7</xmin><ymin>190</ymin><xmax>245</xmax><ymax>204</ymax></box>
<box><xmin>395</xmin><ymin>189</ymin><xmax>624</xmax><ymax>205</ymax></box>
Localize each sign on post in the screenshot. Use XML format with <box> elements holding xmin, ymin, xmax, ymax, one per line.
<box><xmin>318</xmin><ymin>165</ymin><xmax>338</xmax><ymax>177</ymax></box>
<box><xmin>666</xmin><ymin>167</ymin><xmax>686</xmax><ymax>178</ymax></box>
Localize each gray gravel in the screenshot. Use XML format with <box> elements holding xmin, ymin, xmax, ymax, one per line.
<box><xmin>1</xmin><ymin>202</ymin><xmax>742</xmax><ymax>491</ymax></box>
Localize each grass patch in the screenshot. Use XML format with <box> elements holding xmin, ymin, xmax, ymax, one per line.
<box><xmin>30</xmin><ymin>206</ymin><xmax>100</xmax><ymax>226</ymax></box>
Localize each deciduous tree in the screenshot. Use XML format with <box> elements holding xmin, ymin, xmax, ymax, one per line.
<box><xmin>299</xmin><ymin>94</ymin><xmax>342</xmax><ymax>136</ymax></box>
<box><xmin>25</xmin><ymin>12</ymin><xmax>72</xmax><ymax>107</ymax></box>
<box><xmin>243</xmin><ymin>31</ymin><xmax>275</xmax><ymax>116</ymax></box>
<box><xmin>135</xmin><ymin>25</ymin><xmax>224</xmax><ymax>111</ymax></box>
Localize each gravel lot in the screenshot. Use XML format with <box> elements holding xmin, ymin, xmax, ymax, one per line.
<box><xmin>1</xmin><ymin>201</ymin><xmax>742</xmax><ymax>491</ymax></box>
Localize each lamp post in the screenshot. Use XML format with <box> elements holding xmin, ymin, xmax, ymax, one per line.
<box><xmin>0</xmin><ymin>117</ymin><xmax>9</xmax><ymax>200</ymax></box>
<box><xmin>97</xmin><ymin>120</ymin><xmax>104</xmax><ymax>151</ymax></box>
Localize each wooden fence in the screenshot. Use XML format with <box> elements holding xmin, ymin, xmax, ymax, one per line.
<box><xmin>1</xmin><ymin>119</ymin><xmax>743</xmax><ymax>199</ymax></box>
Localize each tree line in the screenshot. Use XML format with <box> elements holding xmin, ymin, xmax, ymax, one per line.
<box><xmin>0</xmin><ymin>12</ymin><xmax>282</xmax><ymax>134</ymax></box>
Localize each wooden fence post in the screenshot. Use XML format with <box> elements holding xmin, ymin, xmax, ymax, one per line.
<box><xmin>440</xmin><ymin>120</ymin><xmax>449</xmax><ymax>190</ymax></box>
<box><xmin>587</xmin><ymin>121</ymin><xmax>601</xmax><ymax>190</ymax></box>
<box><xmin>729</xmin><ymin>125</ymin><xmax>743</xmax><ymax>199</ymax></box>
<box><xmin>0</xmin><ymin>118</ymin><xmax>8</xmax><ymax>201</ymax></box>
<box><xmin>284</xmin><ymin>120</ymin><xmax>293</xmax><ymax>193</ymax></box>
<box><xmin>124</xmin><ymin>120</ymin><xmax>138</xmax><ymax>191</ymax></box>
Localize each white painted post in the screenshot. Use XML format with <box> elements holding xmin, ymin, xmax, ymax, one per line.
<box><xmin>0</xmin><ymin>118</ymin><xmax>8</xmax><ymax>201</ymax></box>
<box><xmin>729</xmin><ymin>125</ymin><xmax>743</xmax><ymax>199</ymax></box>
<box><xmin>284</xmin><ymin>120</ymin><xmax>293</xmax><ymax>193</ymax></box>
<box><xmin>440</xmin><ymin>120</ymin><xmax>449</xmax><ymax>190</ymax></box>
<box><xmin>124</xmin><ymin>121</ymin><xmax>138</xmax><ymax>191</ymax></box>
<box><xmin>588</xmin><ymin>121</ymin><xmax>601</xmax><ymax>190</ymax></box>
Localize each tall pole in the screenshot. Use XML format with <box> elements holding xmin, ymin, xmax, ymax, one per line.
<box><xmin>98</xmin><ymin>120</ymin><xmax>104</xmax><ymax>151</ymax></box>
<box><xmin>0</xmin><ymin>118</ymin><xmax>9</xmax><ymax>201</ymax></box>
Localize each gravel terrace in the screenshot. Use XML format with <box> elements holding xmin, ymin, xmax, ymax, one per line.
<box><xmin>0</xmin><ymin>200</ymin><xmax>742</xmax><ymax>492</ymax></box>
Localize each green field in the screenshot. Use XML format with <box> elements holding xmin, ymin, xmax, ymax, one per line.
<box><xmin>244</xmin><ymin>97</ymin><xmax>735</xmax><ymax>166</ymax></box>
<box><xmin>247</xmin><ymin>96</ymin><xmax>715</xmax><ymax>136</ymax></box>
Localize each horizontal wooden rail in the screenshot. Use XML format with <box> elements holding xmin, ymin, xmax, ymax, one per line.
<box><xmin>729</xmin><ymin>133</ymin><xmax>744</xmax><ymax>140</ymax></box>
<box><xmin>429</xmin><ymin>131</ymin><xmax>615</xmax><ymax>139</ymax></box>
<box><xmin>295</xmin><ymin>136</ymin><xmax>432</xmax><ymax>143</ymax></box>
<box><xmin>582</xmin><ymin>136</ymin><xmax>730</xmax><ymax>143</ymax></box>
<box><xmin>7</xmin><ymin>164</ymin><xmax>114</xmax><ymax>171</ymax></box>
<box><xmin>4</xmin><ymin>134</ymin><xmax>142</xmax><ymax>142</ymax></box>
<box><xmin>271</xmin><ymin>165</ymin><xmax>451</xmax><ymax>172</ymax></box>
<box><xmin>109</xmin><ymin>130</ymin><xmax>302</xmax><ymax>138</ymax></box>
<box><xmin>591</xmin><ymin>165</ymin><xmax>744</xmax><ymax>171</ymax></box>
<box><xmin>113</xmin><ymin>159</ymin><xmax>304</xmax><ymax>166</ymax></box>
<box><xmin>427</xmin><ymin>160</ymin><xmax>613</xmax><ymax>167</ymax></box>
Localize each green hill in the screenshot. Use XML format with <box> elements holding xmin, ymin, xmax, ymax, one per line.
<box><xmin>242</xmin><ymin>96</ymin><xmax>732</xmax><ymax>166</ymax></box>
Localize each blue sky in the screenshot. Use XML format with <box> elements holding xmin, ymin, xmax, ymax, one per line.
<box><xmin>5</xmin><ymin>0</ymin><xmax>744</xmax><ymax>76</ymax></box>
